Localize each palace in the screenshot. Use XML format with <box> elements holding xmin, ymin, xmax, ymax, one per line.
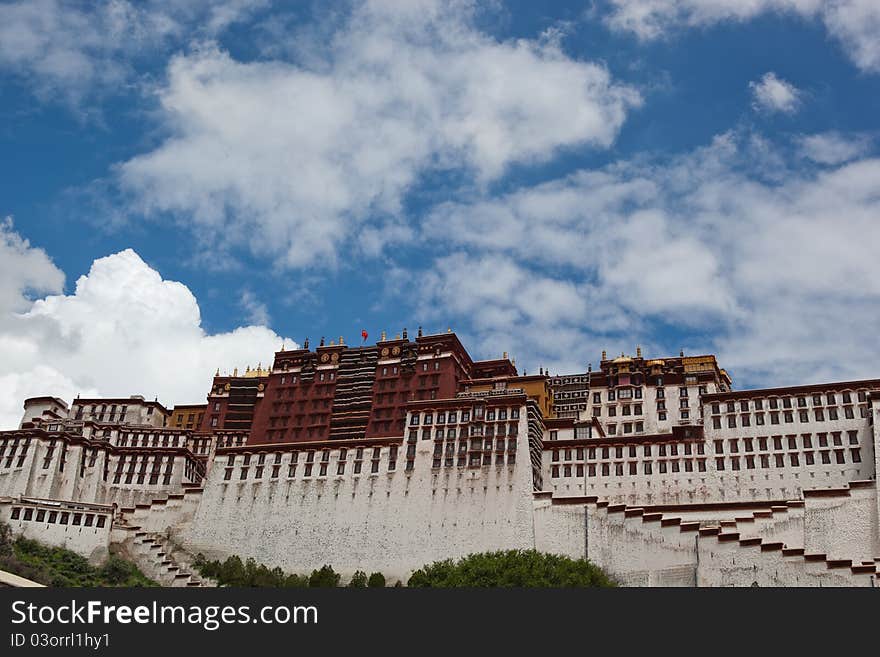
<box><xmin>1</xmin><ymin>329</ymin><xmax>878</xmax><ymax>586</ymax></box>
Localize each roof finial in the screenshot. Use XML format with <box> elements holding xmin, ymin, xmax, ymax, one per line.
<box><xmin>680</xmin><ymin>348</ymin><xmax>684</xmax><ymax>357</ymax></box>
<box><xmin>320</xmin><ymin>336</ymin><xmax>325</xmax><ymax>347</ymax></box>
<box><xmin>381</xmin><ymin>330</ymin><xmax>386</xmax><ymax>341</ymax></box>
<box><xmin>339</xmin><ymin>335</ymin><xmax>344</xmax><ymax>345</ymax></box>
<box><xmin>447</xmin><ymin>327</ymin><xmax>452</xmax><ymax>333</ymax></box>
<box><xmin>588</xmin><ymin>363</ymin><xmax>592</xmax><ymax>372</ymax></box>
<box><xmin>215</xmin><ymin>368</ymin><xmax>220</xmax><ymax>376</ymax></box>
<box><xmin>402</xmin><ymin>327</ymin><xmax>408</xmax><ymax>339</ymax></box>
<box><xmin>304</xmin><ymin>337</ymin><xmax>310</xmax><ymax>349</ymax></box>
<box><xmin>602</xmin><ymin>350</ymin><xmax>607</xmax><ymax>360</ymax></box>
<box><xmin>417</xmin><ymin>326</ymin><xmax>423</xmax><ymax>338</ymax></box>
<box><xmin>233</xmin><ymin>367</ymin><xmax>238</xmax><ymax>377</ymax></box>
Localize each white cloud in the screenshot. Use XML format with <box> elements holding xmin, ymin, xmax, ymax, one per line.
<box><xmin>414</xmin><ymin>131</ymin><xmax>880</xmax><ymax>386</ymax></box>
<box><xmin>0</xmin><ymin>224</ymin><xmax>294</xmax><ymax>429</ymax></box>
<box><xmin>118</xmin><ymin>0</ymin><xmax>640</xmax><ymax>269</ymax></box>
<box><xmin>239</xmin><ymin>289</ymin><xmax>271</xmax><ymax>326</ymax></box>
<box><xmin>0</xmin><ymin>0</ymin><xmax>267</xmax><ymax>106</ymax></box>
<box><xmin>797</xmin><ymin>131</ymin><xmax>872</xmax><ymax>164</ymax></box>
<box><xmin>603</xmin><ymin>0</ymin><xmax>880</xmax><ymax>73</ymax></box>
<box><xmin>0</xmin><ymin>217</ymin><xmax>65</xmax><ymax>313</ymax></box>
<box><xmin>750</xmin><ymin>72</ymin><xmax>802</xmax><ymax>114</ymax></box>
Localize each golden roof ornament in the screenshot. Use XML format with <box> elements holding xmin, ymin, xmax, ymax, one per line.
<box><xmin>339</xmin><ymin>336</ymin><xmax>344</xmax><ymax>345</ymax></box>
<box><xmin>381</xmin><ymin>330</ymin><xmax>387</xmax><ymax>341</ymax></box>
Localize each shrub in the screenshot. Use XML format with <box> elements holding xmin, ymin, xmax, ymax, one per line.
<box><xmin>367</xmin><ymin>572</ymin><xmax>386</xmax><ymax>588</ymax></box>
<box><xmin>407</xmin><ymin>550</ymin><xmax>615</xmax><ymax>588</ymax></box>
<box><xmin>0</xmin><ymin>522</ymin><xmax>155</xmax><ymax>587</ymax></box>
<box><xmin>348</xmin><ymin>570</ymin><xmax>368</xmax><ymax>587</ymax></box>
<box><xmin>308</xmin><ymin>565</ymin><xmax>340</xmax><ymax>587</ymax></box>
<box><xmin>0</xmin><ymin>522</ymin><xmax>12</xmax><ymax>558</ymax></box>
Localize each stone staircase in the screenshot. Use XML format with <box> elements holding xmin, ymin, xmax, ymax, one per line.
<box><xmin>110</xmin><ymin>486</ymin><xmax>214</xmax><ymax>587</ymax></box>
<box><xmin>114</xmin><ymin>527</ymin><xmax>211</xmax><ymax>587</ymax></box>
<box><xmin>598</xmin><ymin>499</ymin><xmax>879</xmax><ymax>586</ymax></box>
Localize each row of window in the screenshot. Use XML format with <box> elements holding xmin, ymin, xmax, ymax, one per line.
<box><xmin>711</xmin><ymin>405</ymin><xmax>868</xmax><ymax>429</ymax></box>
<box><xmin>711</xmin><ymin>391</ymin><xmax>869</xmax><ymax>414</ymax></box>
<box><xmin>10</xmin><ymin>506</ymin><xmax>108</xmax><ymax>528</ymax></box>
<box><xmin>712</xmin><ymin>431</ymin><xmax>861</xmax><ymax>453</ymax></box>
<box><xmin>409</xmin><ymin>424</ymin><xmax>519</xmax><ymax>441</ymax></box>
<box><xmin>112</xmin><ymin>454</ymin><xmax>175</xmax><ymax>486</ymax></box>
<box><xmin>409</xmin><ymin>407</ymin><xmax>520</xmax><ymax>426</ymax></box>
<box><xmin>222</xmin><ymin>446</ymin><xmax>407</xmax><ymax>481</ymax></box>
<box><xmin>550</xmin><ymin>448</ymin><xmax>863</xmax><ymax>479</ymax></box>
<box><xmin>117</xmin><ymin>433</ymin><xmax>186</xmax><ymax>448</ymax></box>
<box><xmin>552</xmin><ymin>441</ymin><xmax>707</xmax><ymax>461</ymax></box>
<box><xmin>430</xmin><ymin>437</ymin><xmax>517</xmax><ymax>468</ymax></box>
<box><xmin>0</xmin><ymin>438</ymin><xmax>30</xmax><ymax>469</ymax></box>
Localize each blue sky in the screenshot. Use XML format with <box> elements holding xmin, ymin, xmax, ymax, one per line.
<box><xmin>1</xmin><ymin>0</ymin><xmax>879</xmax><ymax>426</ymax></box>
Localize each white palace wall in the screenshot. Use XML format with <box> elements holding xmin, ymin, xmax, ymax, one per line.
<box><xmin>182</xmin><ymin>413</ymin><xmax>537</xmax><ymax>582</ymax></box>
<box><xmin>802</xmin><ymin>482</ymin><xmax>879</xmax><ymax>563</ymax></box>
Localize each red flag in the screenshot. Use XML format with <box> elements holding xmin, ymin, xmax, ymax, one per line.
<box><xmin>361</xmin><ymin>329</ymin><xmax>368</xmax><ymax>342</ymax></box>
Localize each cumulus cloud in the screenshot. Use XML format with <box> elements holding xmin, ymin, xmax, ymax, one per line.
<box><xmin>0</xmin><ymin>222</ymin><xmax>294</xmax><ymax>429</ymax></box>
<box><xmin>0</xmin><ymin>0</ymin><xmax>267</xmax><ymax>106</ymax></box>
<box><xmin>603</xmin><ymin>0</ymin><xmax>880</xmax><ymax>73</ymax></box>
<box><xmin>413</xmin><ymin>131</ymin><xmax>880</xmax><ymax>386</ymax></box>
<box><xmin>750</xmin><ymin>72</ymin><xmax>802</xmax><ymax>114</ymax></box>
<box><xmin>118</xmin><ymin>0</ymin><xmax>640</xmax><ymax>269</ymax></box>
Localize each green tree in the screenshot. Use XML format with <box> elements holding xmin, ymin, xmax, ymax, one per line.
<box><xmin>367</xmin><ymin>572</ymin><xmax>386</xmax><ymax>587</ymax></box>
<box><xmin>407</xmin><ymin>550</ymin><xmax>615</xmax><ymax>588</ymax></box>
<box><xmin>0</xmin><ymin>521</ymin><xmax>12</xmax><ymax>558</ymax></box>
<box><xmin>348</xmin><ymin>570</ymin><xmax>368</xmax><ymax>587</ymax></box>
<box><xmin>283</xmin><ymin>573</ymin><xmax>309</xmax><ymax>587</ymax></box>
<box><xmin>219</xmin><ymin>555</ymin><xmax>246</xmax><ymax>586</ymax></box>
<box><xmin>308</xmin><ymin>565</ymin><xmax>340</xmax><ymax>587</ymax></box>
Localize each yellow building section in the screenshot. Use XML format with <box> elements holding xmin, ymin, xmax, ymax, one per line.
<box><xmin>682</xmin><ymin>355</ymin><xmax>718</xmax><ymax>373</ymax></box>
<box><xmin>516</xmin><ymin>378</ymin><xmax>555</xmax><ymax>419</ymax></box>
<box><xmin>169</xmin><ymin>404</ymin><xmax>207</xmax><ymax>430</ymax></box>
<box><xmin>468</xmin><ymin>376</ymin><xmax>556</xmax><ymax>419</ymax></box>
